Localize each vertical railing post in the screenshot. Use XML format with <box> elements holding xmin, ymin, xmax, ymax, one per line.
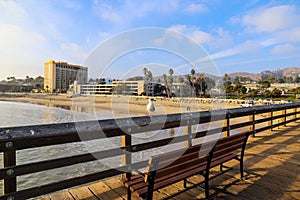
<box><xmin>283</xmin><ymin>108</ymin><xmax>287</xmax><ymax>127</ymax></box>
<box><xmin>223</xmin><ymin>112</ymin><xmax>230</xmax><ymax>137</ymax></box>
<box><xmin>269</xmin><ymin>107</ymin><xmax>273</xmax><ymax>131</ymax></box>
<box><xmin>249</xmin><ymin>111</ymin><xmax>255</xmax><ymax>137</ymax></box>
<box><xmin>122</xmin><ymin>134</ymin><xmax>132</xmax><ymax>179</ymax></box>
<box><xmin>3</xmin><ymin>142</ymin><xmax>16</xmax><ymax>195</ymax></box>
<box><xmin>184</xmin><ymin>123</ymin><xmax>192</xmax><ymax>148</ymax></box>
<box><xmin>295</xmin><ymin>105</ymin><xmax>298</xmax><ymax>121</ymax></box>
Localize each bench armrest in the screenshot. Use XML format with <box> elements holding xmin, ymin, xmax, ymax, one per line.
<box><xmin>130</xmin><ymin>167</ymin><xmax>145</xmax><ymax>178</ymax></box>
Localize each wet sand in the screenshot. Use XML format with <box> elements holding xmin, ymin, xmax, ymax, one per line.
<box><xmin>0</xmin><ymin>93</ymin><xmax>245</xmax><ymax>116</ymax></box>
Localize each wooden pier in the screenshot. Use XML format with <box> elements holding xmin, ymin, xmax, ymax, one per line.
<box><xmin>39</xmin><ymin>122</ymin><xmax>300</xmax><ymax>200</ymax></box>
<box><xmin>1</xmin><ymin>102</ymin><xmax>299</xmax><ymax>200</ymax></box>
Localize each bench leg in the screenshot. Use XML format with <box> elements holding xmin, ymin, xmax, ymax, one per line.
<box><xmin>184</xmin><ymin>178</ymin><xmax>187</xmax><ymax>188</ymax></box>
<box><xmin>145</xmin><ymin>191</ymin><xmax>153</xmax><ymax>200</ymax></box>
<box><xmin>240</xmin><ymin>160</ymin><xmax>244</xmax><ymax>180</ymax></box>
<box><xmin>204</xmin><ymin>172</ymin><xmax>209</xmax><ymax>199</ymax></box>
<box><xmin>127</xmin><ymin>187</ymin><xmax>132</xmax><ymax>200</ymax></box>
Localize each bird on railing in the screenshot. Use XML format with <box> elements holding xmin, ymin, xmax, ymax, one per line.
<box><xmin>146</xmin><ymin>98</ymin><xmax>156</xmax><ymax>113</ymax></box>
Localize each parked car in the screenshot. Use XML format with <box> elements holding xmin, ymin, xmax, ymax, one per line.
<box><xmin>241</xmin><ymin>100</ymin><xmax>254</xmax><ymax>107</ymax></box>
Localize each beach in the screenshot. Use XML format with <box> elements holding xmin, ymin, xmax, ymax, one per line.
<box><xmin>0</xmin><ymin>93</ymin><xmax>247</xmax><ymax>116</ymax></box>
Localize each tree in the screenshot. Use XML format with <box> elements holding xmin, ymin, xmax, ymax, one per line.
<box><xmin>162</xmin><ymin>74</ymin><xmax>169</xmax><ymax>98</ymax></box>
<box><xmin>178</xmin><ymin>76</ymin><xmax>184</xmax><ymax>97</ymax></box>
<box><xmin>168</xmin><ymin>69</ymin><xmax>174</xmax><ymax>87</ymax></box>
<box><xmin>258</xmin><ymin>80</ymin><xmax>271</xmax><ymax>88</ymax></box>
<box><xmin>270</xmin><ymin>88</ymin><xmax>281</xmax><ymax>98</ymax></box>
<box><xmin>190</xmin><ymin>69</ymin><xmax>196</xmax><ymax>96</ymax></box>
<box><xmin>223</xmin><ymin>74</ymin><xmax>232</xmax><ymax>95</ymax></box>
<box><xmin>233</xmin><ymin>76</ymin><xmax>240</xmax><ymax>85</ymax></box>
<box><xmin>223</xmin><ymin>74</ymin><xmax>230</xmax><ymax>82</ymax></box>
<box><xmin>143</xmin><ymin>67</ymin><xmax>153</xmax><ymax>96</ymax></box>
<box><xmin>196</xmin><ymin>73</ymin><xmax>205</xmax><ymax>97</ymax></box>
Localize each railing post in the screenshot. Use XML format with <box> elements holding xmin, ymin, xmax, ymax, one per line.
<box><xmin>283</xmin><ymin>109</ymin><xmax>287</xmax><ymax>127</ymax></box>
<box><xmin>3</xmin><ymin>146</ymin><xmax>17</xmax><ymax>195</ymax></box>
<box><xmin>184</xmin><ymin>124</ymin><xmax>192</xmax><ymax>147</ymax></box>
<box><xmin>249</xmin><ymin>111</ymin><xmax>255</xmax><ymax>137</ymax></box>
<box><xmin>295</xmin><ymin>105</ymin><xmax>298</xmax><ymax>121</ymax></box>
<box><xmin>122</xmin><ymin>134</ymin><xmax>132</xmax><ymax>179</ymax></box>
<box><xmin>269</xmin><ymin>107</ymin><xmax>273</xmax><ymax>131</ymax></box>
<box><xmin>223</xmin><ymin>113</ymin><xmax>230</xmax><ymax>137</ymax></box>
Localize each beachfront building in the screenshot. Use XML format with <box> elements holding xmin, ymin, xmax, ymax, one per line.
<box><xmin>44</xmin><ymin>60</ymin><xmax>88</xmax><ymax>93</ymax></box>
<box><xmin>113</xmin><ymin>80</ymin><xmax>145</xmax><ymax>95</ymax></box>
<box><xmin>77</xmin><ymin>80</ymin><xmax>145</xmax><ymax>95</ymax></box>
<box><xmin>79</xmin><ymin>83</ymin><xmax>114</xmax><ymax>95</ymax></box>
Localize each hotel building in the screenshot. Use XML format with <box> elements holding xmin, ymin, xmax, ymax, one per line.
<box><xmin>44</xmin><ymin>60</ymin><xmax>88</xmax><ymax>93</ymax></box>
<box><xmin>78</xmin><ymin>80</ymin><xmax>145</xmax><ymax>95</ymax></box>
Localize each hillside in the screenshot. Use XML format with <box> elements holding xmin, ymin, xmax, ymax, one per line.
<box><xmin>228</xmin><ymin>67</ymin><xmax>300</xmax><ymax>81</ymax></box>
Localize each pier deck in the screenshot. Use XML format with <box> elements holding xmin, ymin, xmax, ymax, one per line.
<box><xmin>39</xmin><ymin>122</ymin><xmax>300</xmax><ymax>200</ymax></box>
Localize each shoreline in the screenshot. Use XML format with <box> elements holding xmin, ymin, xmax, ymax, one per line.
<box><xmin>0</xmin><ymin>93</ymin><xmax>245</xmax><ymax>116</ymax></box>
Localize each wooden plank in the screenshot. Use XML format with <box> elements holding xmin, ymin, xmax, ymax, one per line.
<box><xmin>102</xmin><ymin>177</ymin><xmax>129</xmax><ymax>199</ymax></box>
<box><xmin>157</xmin><ymin>182</ymin><xmax>194</xmax><ymax>200</ymax></box>
<box><xmin>87</xmin><ymin>181</ymin><xmax>124</xmax><ymax>200</ymax></box>
<box><xmin>36</xmin><ymin>196</ymin><xmax>51</xmax><ymax>200</ymax></box>
<box><xmin>49</xmin><ymin>191</ymin><xmax>74</xmax><ymax>200</ymax></box>
<box><xmin>68</xmin><ymin>186</ymin><xmax>98</xmax><ymax>200</ymax></box>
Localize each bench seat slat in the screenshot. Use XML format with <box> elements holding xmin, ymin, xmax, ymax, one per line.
<box><xmin>155</xmin><ymin>156</ymin><xmax>208</xmax><ymax>178</ymax></box>
<box><xmin>122</xmin><ymin>132</ymin><xmax>249</xmax><ymax>199</ymax></box>
<box><xmin>128</xmin><ymin>159</ymin><xmax>207</xmax><ymax>192</ymax></box>
<box><xmin>135</xmin><ymin>164</ymin><xmax>207</xmax><ymax>196</ymax></box>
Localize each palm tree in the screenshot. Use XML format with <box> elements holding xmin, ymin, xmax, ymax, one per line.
<box><xmin>190</xmin><ymin>69</ymin><xmax>196</xmax><ymax>97</ymax></box>
<box><xmin>197</xmin><ymin>73</ymin><xmax>205</xmax><ymax>97</ymax></box>
<box><xmin>163</xmin><ymin>74</ymin><xmax>169</xmax><ymax>98</ymax></box>
<box><xmin>143</xmin><ymin>67</ymin><xmax>149</xmax><ymax>95</ymax></box>
<box><xmin>178</xmin><ymin>76</ymin><xmax>184</xmax><ymax>97</ymax></box>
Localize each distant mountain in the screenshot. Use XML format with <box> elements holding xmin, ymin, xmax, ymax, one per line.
<box><xmin>133</xmin><ymin>67</ymin><xmax>300</xmax><ymax>83</ymax></box>
<box><xmin>228</xmin><ymin>67</ymin><xmax>300</xmax><ymax>81</ymax></box>
<box><xmin>154</xmin><ymin>72</ymin><xmax>221</xmax><ymax>83</ymax></box>
<box><xmin>228</xmin><ymin>72</ymin><xmax>261</xmax><ymax>81</ymax></box>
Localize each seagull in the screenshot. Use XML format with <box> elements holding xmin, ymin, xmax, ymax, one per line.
<box><xmin>146</xmin><ymin>98</ymin><xmax>156</xmax><ymax>113</ymax></box>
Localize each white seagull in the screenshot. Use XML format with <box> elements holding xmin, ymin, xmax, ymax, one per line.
<box><xmin>146</xmin><ymin>98</ymin><xmax>156</xmax><ymax>113</ymax></box>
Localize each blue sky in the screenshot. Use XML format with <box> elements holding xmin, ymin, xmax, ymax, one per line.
<box><xmin>0</xmin><ymin>0</ymin><xmax>300</xmax><ymax>80</ymax></box>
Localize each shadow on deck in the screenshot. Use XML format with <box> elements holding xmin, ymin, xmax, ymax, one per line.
<box><xmin>39</xmin><ymin>122</ymin><xmax>300</xmax><ymax>200</ymax></box>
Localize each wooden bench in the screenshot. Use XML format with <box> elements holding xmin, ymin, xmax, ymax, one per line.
<box><xmin>122</xmin><ymin>132</ymin><xmax>250</xmax><ymax>200</ymax></box>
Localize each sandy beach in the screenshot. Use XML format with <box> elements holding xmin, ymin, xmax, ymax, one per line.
<box><xmin>0</xmin><ymin>93</ymin><xmax>246</xmax><ymax>116</ymax></box>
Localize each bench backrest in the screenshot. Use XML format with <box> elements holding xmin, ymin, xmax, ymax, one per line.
<box><xmin>212</xmin><ymin>132</ymin><xmax>249</xmax><ymax>160</ymax></box>
<box><xmin>144</xmin><ymin>140</ymin><xmax>215</xmax><ymax>182</ymax></box>
<box><xmin>145</xmin><ymin>132</ymin><xmax>249</xmax><ymax>183</ymax></box>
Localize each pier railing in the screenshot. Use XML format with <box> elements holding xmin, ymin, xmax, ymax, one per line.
<box><xmin>0</xmin><ymin>102</ymin><xmax>299</xmax><ymax>199</ymax></box>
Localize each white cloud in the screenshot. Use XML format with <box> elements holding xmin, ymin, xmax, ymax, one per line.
<box><xmin>203</xmin><ymin>40</ymin><xmax>263</xmax><ymax>62</ymax></box>
<box><xmin>184</xmin><ymin>3</ymin><xmax>207</xmax><ymax>13</ymax></box>
<box><xmin>169</xmin><ymin>25</ymin><xmax>212</xmax><ymax>44</ymax></box>
<box><xmin>0</xmin><ymin>1</ymin><xmax>28</xmax><ymax>21</ymax></box>
<box><xmin>93</xmin><ymin>2</ymin><xmax>122</xmax><ymax>23</ymax></box>
<box><xmin>276</xmin><ymin>27</ymin><xmax>300</xmax><ymax>42</ymax></box>
<box><xmin>92</xmin><ymin>0</ymin><xmax>180</xmax><ymax>24</ymax></box>
<box><xmin>60</xmin><ymin>43</ymin><xmax>89</xmax><ymax>62</ymax></box>
<box><xmin>271</xmin><ymin>44</ymin><xmax>297</xmax><ymax>54</ymax></box>
<box><xmin>209</xmin><ymin>28</ymin><xmax>233</xmax><ymax>50</ymax></box>
<box><xmin>242</xmin><ymin>5</ymin><xmax>300</xmax><ymax>33</ymax></box>
<box><xmin>0</xmin><ymin>24</ymin><xmax>48</xmax><ymax>79</ymax></box>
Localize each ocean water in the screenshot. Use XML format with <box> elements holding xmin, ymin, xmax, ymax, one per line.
<box><xmin>0</xmin><ymin>101</ymin><xmax>188</xmax><ymax>193</ymax></box>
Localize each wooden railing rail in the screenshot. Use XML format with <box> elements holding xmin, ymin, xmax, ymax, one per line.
<box><xmin>0</xmin><ymin>102</ymin><xmax>299</xmax><ymax>200</ymax></box>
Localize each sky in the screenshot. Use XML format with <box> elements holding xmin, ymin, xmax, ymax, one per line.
<box><xmin>0</xmin><ymin>0</ymin><xmax>300</xmax><ymax>80</ymax></box>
